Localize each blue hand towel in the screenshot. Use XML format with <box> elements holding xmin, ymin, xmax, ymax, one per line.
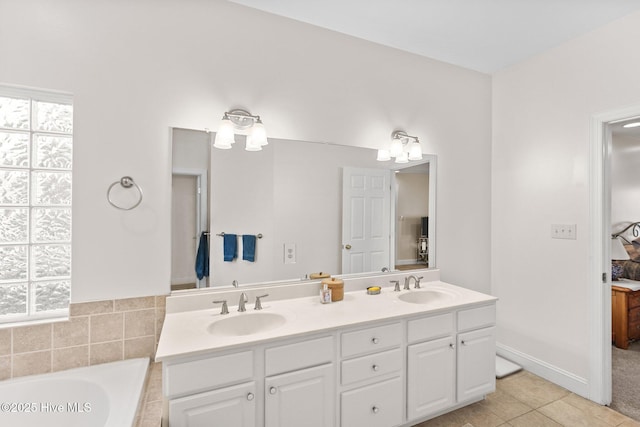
<box><xmin>195</xmin><ymin>232</ymin><xmax>209</xmax><ymax>279</ymax></box>
<box><xmin>243</xmin><ymin>234</ymin><xmax>257</xmax><ymax>262</ymax></box>
<box><xmin>223</xmin><ymin>233</ymin><xmax>237</xmax><ymax>262</ymax></box>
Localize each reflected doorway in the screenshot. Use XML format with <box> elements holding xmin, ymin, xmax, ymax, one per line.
<box><xmin>394</xmin><ymin>163</ymin><xmax>430</xmax><ymax>271</ymax></box>
<box><xmin>171</xmin><ymin>169</ymin><xmax>208</xmax><ymax>290</ymax></box>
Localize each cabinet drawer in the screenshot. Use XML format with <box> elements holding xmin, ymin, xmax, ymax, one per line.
<box><xmin>266</xmin><ymin>335</ymin><xmax>334</xmax><ymax>376</ymax></box>
<box><xmin>629</xmin><ymin>292</ymin><xmax>640</xmax><ymax>309</ymax></box>
<box><xmin>164</xmin><ymin>351</ymin><xmax>253</xmax><ymax>398</ymax></box>
<box><xmin>458</xmin><ymin>304</ymin><xmax>496</xmax><ymax>332</ymax></box>
<box><xmin>341</xmin><ymin>377</ymin><xmax>403</xmax><ymax>427</ymax></box>
<box><xmin>629</xmin><ymin>308</ymin><xmax>640</xmax><ymax>324</ymax></box>
<box><xmin>341</xmin><ymin>348</ymin><xmax>402</xmax><ymax>386</ymax></box>
<box><xmin>341</xmin><ymin>323</ymin><xmax>402</xmax><ymax>358</ymax></box>
<box><xmin>407</xmin><ymin>312</ymin><xmax>454</xmax><ymax>343</ymax></box>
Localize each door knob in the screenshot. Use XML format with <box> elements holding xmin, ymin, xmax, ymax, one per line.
<box><xmin>345</xmin><ymin>244</ymin><xmax>352</xmax><ymax>250</ymax></box>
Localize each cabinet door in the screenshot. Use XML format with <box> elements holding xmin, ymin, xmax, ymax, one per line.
<box><xmin>265</xmin><ymin>363</ymin><xmax>334</xmax><ymax>427</ymax></box>
<box><xmin>407</xmin><ymin>336</ymin><xmax>456</xmax><ymax>420</ymax></box>
<box><xmin>457</xmin><ymin>326</ymin><xmax>495</xmax><ymax>402</ymax></box>
<box><xmin>169</xmin><ymin>381</ymin><xmax>256</xmax><ymax>427</ymax></box>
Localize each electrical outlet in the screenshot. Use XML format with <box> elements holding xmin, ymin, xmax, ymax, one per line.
<box><xmin>551</xmin><ymin>224</ymin><xmax>577</xmax><ymax>240</ymax></box>
<box><xmin>284</xmin><ymin>243</ymin><xmax>296</xmax><ymax>264</ymax></box>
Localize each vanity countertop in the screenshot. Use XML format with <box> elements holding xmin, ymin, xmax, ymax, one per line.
<box><xmin>155</xmin><ymin>280</ymin><xmax>497</xmax><ymax>361</ymax></box>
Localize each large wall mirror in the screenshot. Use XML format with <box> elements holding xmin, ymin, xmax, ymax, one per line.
<box><xmin>170</xmin><ymin>128</ymin><xmax>436</xmax><ymax>290</ymax></box>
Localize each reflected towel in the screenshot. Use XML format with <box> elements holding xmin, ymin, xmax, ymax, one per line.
<box><xmin>223</xmin><ymin>233</ymin><xmax>237</xmax><ymax>262</ymax></box>
<box><xmin>195</xmin><ymin>232</ymin><xmax>210</xmax><ymax>279</ymax></box>
<box><xmin>243</xmin><ymin>235</ymin><xmax>257</xmax><ymax>262</ymax></box>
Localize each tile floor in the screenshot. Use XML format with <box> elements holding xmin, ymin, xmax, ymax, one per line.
<box><xmin>414</xmin><ymin>371</ymin><xmax>640</xmax><ymax>427</ymax></box>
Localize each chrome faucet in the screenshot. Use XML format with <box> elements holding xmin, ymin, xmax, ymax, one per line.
<box><xmin>391</xmin><ymin>280</ymin><xmax>400</xmax><ymax>292</ymax></box>
<box><xmin>404</xmin><ymin>275</ymin><xmax>424</xmax><ymax>290</ymax></box>
<box><xmin>212</xmin><ymin>299</ymin><xmax>229</xmax><ymax>315</ymax></box>
<box><xmin>254</xmin><ymin>294</ymin><xmax>268</xmax><ymax>310</ymax></box>
<box><xmin>232</xmin><ymin>280</ymin><xmax>239</xmax><ymax>288</ymax></box>
<box><xmin>238</xmin><ymin>292</ymin><xmax>248</xmax><ymax>312</ymax></box>
<box><xmin>404</xmin><ymin>275</ymin><xmax>415</xmax><ymax>290</ymax></box>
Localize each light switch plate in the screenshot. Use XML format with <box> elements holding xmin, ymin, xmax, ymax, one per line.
<box><xmin>284</xmin><ymin>243</ymin><xmax>296</xmax><ymax>264</ymax></box>
<box><xmin>551</xmin><ymin>224</ymin><xmax>577</xmax><ymax>240</ymax></box>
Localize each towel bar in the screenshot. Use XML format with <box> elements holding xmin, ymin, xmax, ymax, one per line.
<box><xmin>216</xmin><ymin>232</ymin><xmax>263</xmax><ymax>239</ymax></box>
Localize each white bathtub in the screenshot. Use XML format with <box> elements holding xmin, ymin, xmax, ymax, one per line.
<box><xmin>0</xmin><ymin>357</ymin><xmax>149</xmax><ymax>427</ymax></box>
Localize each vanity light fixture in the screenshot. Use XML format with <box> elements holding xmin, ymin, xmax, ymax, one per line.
<box><xmin>377</xmin><ymin>130</ymin><xmax>423</xmax><ymax>163</ymax></box>
<box><xmin>623</xmin><ymin>121</ymin><xmax>640</xmax><ymax>128</ymax></box>
<box><xmin>213</xmin><ymin>109</ymin><xmax>268</xmax><ymax>151</ymax></box>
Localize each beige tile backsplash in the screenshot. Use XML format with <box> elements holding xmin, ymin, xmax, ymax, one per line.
<box><xmin>0</xmin><ymin>295</ymin><xmax>166</xmax><ymax>380</ymax></box>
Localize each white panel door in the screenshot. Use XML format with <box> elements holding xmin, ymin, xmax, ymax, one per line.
<box><xmin>169</xmin><ymin>381</ymin><xmax>256</xmax><ymax>427</ymax></box>
<box><xmin>342</xmin><ymin>168</ymin><xmax>391</xmax><ymax>273</ymax></box>
<box><xmin>407</xmin><ymin>336</ymin><xmax>456</xmax><ymax>420</ymax></box>
<box><xmin>457</xmin><ymin>327</ymin><xmax>496</xmax><ymax>402</ymax></box>
<box><xmin>265</xmin><ymin>364</ymin><xmax>334</xmax><ymax>427</ymax></box>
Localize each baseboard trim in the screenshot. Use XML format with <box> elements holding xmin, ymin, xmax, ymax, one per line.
<box><xmin>496</xmin><ymin>343</ymin><xmax>589</xmax><ymax>398</ymax></box>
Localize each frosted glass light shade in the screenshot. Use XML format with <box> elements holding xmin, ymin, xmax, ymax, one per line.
<box><xmin>251</xmin><ymin>120</ymin><xmax>268</xmax><ymax>146</ymax></box>
<box><xmin>395</xmin><ymin>152</ymin><xmax>409</xmax><ymax>164</ymax></box>
<box><xmin>377</xmin><ymin>149</ymin><xmax>391</xmax><ymax>161</ymax></box>
<box><xmin>213</xmin><ymin>117</ymin><xmax>235</xmax><ymax>149</ymax></box>
<box><xmin>408</xmin><ymin>141</ymin><xmax>423</xmax><ymax>160</ymax></box>
<box><xmin>245</xmin><ymin>135</ymin><xmax>262</xmax><ymax>151</ymax></box>
<box><xmin>390</xmin><ymin>137</ymin><xmax>404</xmax><ymax>158</ymax></box>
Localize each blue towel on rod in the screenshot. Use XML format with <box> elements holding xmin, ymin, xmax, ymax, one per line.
<box><xmin>243</xmin><ymin>235</ymin><xmax>257</xmax><ymax>262</ymax></box>
<box><xmin>223</xmin><ymin>233</ymin><xmax>237</xmax><ymax>262</ymax></box>
<box><xmin>195</xmin><ymin>232</ymin><xmax>209</xmax><ymax>279</ymax></box>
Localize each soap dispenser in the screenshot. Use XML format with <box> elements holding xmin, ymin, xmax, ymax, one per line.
<box><xmin>320</xmin><ymin>283</ymin><xmax>332</xmax><ymax>304</ymax></box>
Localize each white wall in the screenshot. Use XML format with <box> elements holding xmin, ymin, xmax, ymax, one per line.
<box><xmin>0</xmin><ymin>0</ymin><xmax>492</xmax><ymax>302</ymax></box>
<box><xmin>612</xmin><ymin>134</ymin><xmax>640</xmax><ymax>233</ymax></box>
<box><xmin>492</xmin><ymin>10</ymin><xmax>640</xmax><ymax>388</ymax></box>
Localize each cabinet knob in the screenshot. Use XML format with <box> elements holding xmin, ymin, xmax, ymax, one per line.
<box><xmin>269</xmin><ymin>387</ymin><xmax>277</xmax><ymax>395</ymax></box>
<box><xmin>246</xmin><ymin>393</ymin><xmax>254</xmax><ymax>401</ymax></box>
<box><xmin>372</xmin><ymin>364</ymin><xmax>379</xmax><ymax>372</ymax></box>
<box><xmin>449</xmin><ymin>343</ymin><xmax>455</xmax><ymax>349</ymax></box>
<box><xmin>371</xmin><ymin>337</ymin><xmax>379</xmax><ymax>344</ymax></box>
<box><xmin>461</xmin><ymin>340</ymin><xmax>466</xmax><ymax>346</ymax></box>
<box><xmin>372</xmin><ymin>406</ymin><xmax>379</xmax><ymax>414</ymax></box>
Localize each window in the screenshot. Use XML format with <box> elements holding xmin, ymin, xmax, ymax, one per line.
<box><xmin>0</xmin><ymin>86</ymin><xmax>73</xmax><ymax>324</ymax></box>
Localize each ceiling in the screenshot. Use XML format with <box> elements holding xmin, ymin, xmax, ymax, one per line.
<box><xmin>229</xmin><ymin>0</ymin><xmax>640</xmax><ymax>74</ymax></box>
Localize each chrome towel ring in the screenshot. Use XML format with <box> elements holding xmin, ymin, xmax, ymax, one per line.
<box><xmin>107</xmin><ymin>176</ymin><xmax>143</xmax><ymax>210</ymax></box>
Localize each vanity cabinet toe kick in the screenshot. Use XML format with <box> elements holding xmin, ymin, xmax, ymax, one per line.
<box><xmin>161</xmin><ymin>302</ymin><xmax>496</xmax><ymax>427</ymax></box>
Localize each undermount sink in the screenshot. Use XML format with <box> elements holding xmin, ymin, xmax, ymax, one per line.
<box><xmin>397</xmin><ymin>289</ymin><xmax>455</xmax><ymax>305</ymax></box>
<box><xmin>208</xmin><ymin>312</ymin><xmax>286</xmax><ymax>336</ymax></box>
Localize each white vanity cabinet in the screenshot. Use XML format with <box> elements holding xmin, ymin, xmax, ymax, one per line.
<box><xmin>158</xmin><ymin>283</ymin><xmax>498</xmax><ymax>427</ymax></box>
<box><xmin>163</xmin><ymin>335</ymin><xmax>335</xmax><ymax>427</ymax></box>
<box><xmin>339</xmin><ymin>322</ymin><xmax>404</xmax><ymax>427</ymax></box>
<box><xmin>406</xmin><ymin>305</ymin><xmax>496</xmax><ymax>422</ymax></box>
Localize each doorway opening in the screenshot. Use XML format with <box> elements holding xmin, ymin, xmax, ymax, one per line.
<box><xmin>171</xmin><ymin>169</ymin><xmax>208</xmax><ymax>290</ymax></box>
<box><xmin>590</xmin><ymin>104</ymin><xmax>640</xmax><ymax>413</ymax></box>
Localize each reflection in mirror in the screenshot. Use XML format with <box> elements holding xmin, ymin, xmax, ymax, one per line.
<box><xmin>170</xmin><ymin>128</ymin><xmax>436</xmax><ymax>291</ymax></box>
